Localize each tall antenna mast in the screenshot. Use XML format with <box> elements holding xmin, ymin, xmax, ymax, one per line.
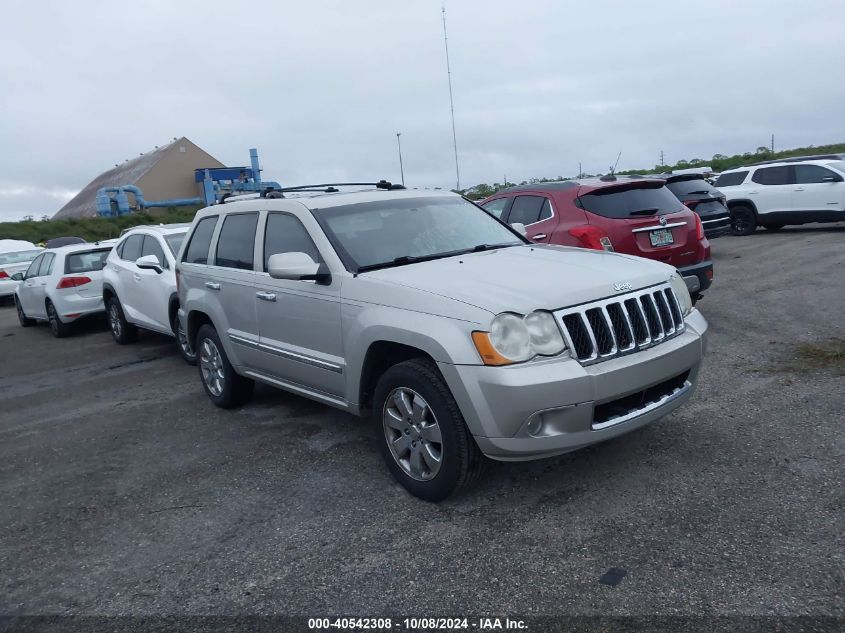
<box><xmin>442</xmin><ymin>5</ymin><xmax>461</xmax><ymax>190</ymax></box>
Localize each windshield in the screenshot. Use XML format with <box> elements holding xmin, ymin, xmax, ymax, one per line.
<box><xmin>666</xmin><ymin>177</ymin><xmax>720</xmax><ymax>197</ymax></box>
<box><xmin>0</xmin><ymin>249</ymin><xmax>42</xmax><ymax>265</ymax></box>
<box><xmin>165</xmin><ymin>232</ymin><xmax>187</xmax><ymax>255</ymax></box>
<box><xmin>577</xmin><ymin>183</ymin><xmax>683</xmax><ymax>218</ymax></box>
<box><xmin>312</xmin><ymin>196</ymin><xmax>525</xmax><ymax>272</ymax></box>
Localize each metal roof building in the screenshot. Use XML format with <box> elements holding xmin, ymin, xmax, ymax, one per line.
<box><xmin>54</xmin><ymin>137</ymin><xmax>225</xmax><ymax>219</ymax></box>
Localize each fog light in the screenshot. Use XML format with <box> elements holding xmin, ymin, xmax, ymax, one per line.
<box><xmin>526</xmin><ymin>414</ymin><xmax>544</xmax><ymax>437</ymax></box>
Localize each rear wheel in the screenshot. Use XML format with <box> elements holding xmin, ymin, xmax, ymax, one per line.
<box><xmin>373</xmin><ymin>358</ymin><xmax>484</xmax><ymax>502</ymax></box>
<box><xmin>107</xmin><ymin>297</ymin><xmax>137</xmax><ymax>344</ymax></box>
<box><xmin>729</xmin><ymin>205</ymin><xmax>757</xmax><ymax>236</ymax></box>
<box><xmin>15</xmin><ymin>296</ymin><xmax>35</xmax><ymax>327</ymax></box>
<box><xmin>173</xmin><ymin>311</ymin><xmax>197</xmax><ymax>365</ymax></box>
<box><xmin>196</xmin><ymin>324</ymin><xmax>254</xmax><ymax>408</ymax></box>
<box><xmin>46</xmin><ymin>300</ymin><xmax>70</xmax><ymax>338</ymax></box>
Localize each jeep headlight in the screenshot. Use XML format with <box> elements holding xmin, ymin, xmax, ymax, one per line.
<box><xmin>472</xmin><ymin>311</ymin><xmax>566</xmax><ymax>365</ymax></box>
<box><xmin>670</xmin><ymin>273</ymin><xmax>693</xmax><ymax>317</ymax></box>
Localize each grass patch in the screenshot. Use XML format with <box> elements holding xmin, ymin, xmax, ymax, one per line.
<box><xmin>774</xmin><ymin>338</ymin><xmax>845</xmax><ymax>375</ymax></box>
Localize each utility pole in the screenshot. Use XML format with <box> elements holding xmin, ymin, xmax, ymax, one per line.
<box><xmin>396</xmin><ymin>132</ymin><xmax>405</xmax><ymax>186</ymax></box>
<box><xmin>771</xmin><ymin>134</ymin><xmax>775</xmax><ymax>154</ymax></box>
<box><xmin>442</xmin><ymin>6</ymin><xmax>461</xmax><ymax>190</ymax></box>
<box><xmin>578</xmin><ymin>162</ymin><xmax>582</xmax><ymax>178</ymax></box>
<box><xmin>660</xmin><ymin>150</ymin><xmax>665</xmax><ymax>167</ymax></box>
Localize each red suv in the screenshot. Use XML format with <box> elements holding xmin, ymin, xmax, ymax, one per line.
<box><xmin>480</xmin><ymin>176</ymin><xmax>713</xmax><ymax>299</ymax></box>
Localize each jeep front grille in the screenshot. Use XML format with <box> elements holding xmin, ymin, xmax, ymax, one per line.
<box><xmin>556</xmin><ymin>284</ymin><xmax>685</xmax><ymax>365</ymax></box>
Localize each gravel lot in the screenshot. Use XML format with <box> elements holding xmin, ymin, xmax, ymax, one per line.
<box><xmin>1</xmin><ymin>227</ymin><xmax>843</xmax><ymax>622</ymax></box>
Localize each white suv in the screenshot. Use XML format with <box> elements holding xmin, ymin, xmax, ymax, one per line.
<box><xmin>102</xmin><ymin>224</ymin><xmax>195</xmax><ymax>363</ymax></box>
<box><xmin>715</xmin><ymin>156</ymin><xmax>845</xmax><ymax>234</ymax></box>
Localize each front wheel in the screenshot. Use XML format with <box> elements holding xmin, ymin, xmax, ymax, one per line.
<box><xmin>107</xmin><ymin>297</ymin><xmax>137</xmax><ymax>344</ymax></box>
<box><xmin>46</xmin><ymin>300</ymin><xmax>71</xmax><ymax>338</ymax></box>
<box><xmin>729</xmin><ymin>205</ymin><xmax>757</xmax><ymax>236</ymax></box>
<box><xmin>373</xmin><ymin>358</ymin><xmax>484</xmax><ymax>502</ymax></box>
<box><xmin>172</xmin><ymin>311</ymin><xmax>197</xmax><ymax>365</ymax></box>
<box><xmin>196</xmin><ymin>324</ymin><xmax>254</xmax><ymax>408</ymax></box>
<box><xmin>15</xmin><ymin>297</ymin><xmax>35</xmax><ymax>327</ymax></box>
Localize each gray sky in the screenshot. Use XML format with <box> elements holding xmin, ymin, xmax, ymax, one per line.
<box><xmin>1</xmin><ymin>0</ymin><xmax>843</xmax><ymax>221</ymax></box>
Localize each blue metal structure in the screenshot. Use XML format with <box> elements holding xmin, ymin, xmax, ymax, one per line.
<box><xmin>96</xmin><ymin>147</ymin><xmax>281</xmax><ymax>217</ymax></box>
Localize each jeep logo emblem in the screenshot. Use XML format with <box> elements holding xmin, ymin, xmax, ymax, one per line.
<box><xmin>614</xmin><ymin>282</ymin><xmax>632</xmax><ymax>292</ymax></box>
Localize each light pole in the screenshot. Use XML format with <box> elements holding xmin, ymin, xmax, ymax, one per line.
<box><xmin>396</xmin><ymin>132</ymin><xmax>405</xmax><ymax>186</ymax></box>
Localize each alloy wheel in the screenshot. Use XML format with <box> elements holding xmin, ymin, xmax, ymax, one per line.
<box><xmin>48</xmin><ymin>304</ymin><xmax>59</xmax><ymax>335</ymax></box>
<box><xmin>109</xmin><ymin>303</ymin><xmax>122</xmax><ymax>338</ymax></box>
<box><xmin>199</xmin><ymin>338</ymin><xmax>225</xmax><ymax>397</ymax></box>
<box><xmin>382</xmin><ymin>387</ymin><xmax>443</xmax><ymax>481</ymax></box>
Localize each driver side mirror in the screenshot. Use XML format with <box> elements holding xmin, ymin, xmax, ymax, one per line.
<box><xmin>10</xmin><ymin>272</ymin><xmax>24</xmax><ymax>281</ymax></box>
<box><xmin>821</xmin><ymin>175</ymin><xmax>841</xmax><ymax>182</ymax></box>
<box><xmin>510</xmin><ymin>222</ymin><xmax>528</xmax><ymax>237</ymax></box>
<box><xmin>136</xmin><ymin>254</ymin><xmax>163</xmax><ymax>274</ymax></box>
<box><xmin>268</xmin><ymin>252</ymin><xmax>331</xmax><ymax>284</ymax></box>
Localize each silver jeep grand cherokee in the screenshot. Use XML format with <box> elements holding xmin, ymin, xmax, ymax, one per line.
<box><xmin>177</xmin><ymin>185</ymin><xmax>707</xmax><ymax>501</ymax></box>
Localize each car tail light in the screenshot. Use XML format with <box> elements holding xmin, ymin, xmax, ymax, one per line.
<box><xmin>569</xmin><ymin>225</ymin><xmax>615</xmax><ymax>252</ymax></box>
<box><xmin>694</xmin><ymin>214</ymin><xmax>705</xmax><ymax>241</ymax></box>
<box><xmin>0</xmin><ymin>270</ymin><xmax>8</xmax><ymax>279</ymax></box>
<box><xmin>56</xmin><ymin>276</ymin><xmax>92</xmax><ymax>289</ymax></box>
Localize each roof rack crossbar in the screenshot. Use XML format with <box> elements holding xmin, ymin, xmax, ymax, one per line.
<box><xmin>279</xmin><ymin>180</ymin><xmax>404</xmax><ymax>192</ymax></box>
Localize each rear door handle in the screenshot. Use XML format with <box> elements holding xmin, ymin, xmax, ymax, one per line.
<box><xmin>747</xmin><ymin>191</ymin><xmax>758</xmax><ymax>194</ymax></box>
<box><xmin>256</xmin><ymin>291</ymin><xmax>276</xmax><ymax>302</ymax></box>
<box><xmin>205</xmin><ymin>281</ymin><xmax>221</xmax><ymax>291</ymax></box>
<box><xmin>531</xmin><ymin>233</ymin><xmax>547</xmax><ymax>240</ymax></box>
<box><xmin>793</xmin><ymin>187</ymin><xmax>804</xmax><ymax>192</ymax></box>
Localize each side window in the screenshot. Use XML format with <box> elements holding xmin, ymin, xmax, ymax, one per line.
<box><xmin>795</xmin><ymin>165</ymin><xmax>841</xmax><ymax>184</ymax></box>
<box><xmin>215</xmin><ymin>213</ymin><xmax>259</xmax><ymax>270</ymax></box>
<box><xmin>714</xmin><ymin>171</ymin><xmax>748</xmax><ymax>187</ymax></box>
<box><xmin>481</xmin><ymin>198</ymin><xmax>509</xmax><ymax>219</ymax></box>
<box><xmin>37</xmin><ymin>253</ymin><xmax>55</xmax><ymax>276</ymax></box>
<box><xmin>120</xmin><ymin>234</ymin><xmax>144</xmax><ymax>261</ymax></box>
<box><xmin>539</xmin><ymin>199</ymin><xmax>553</xmax><ymax>221</ymax></box>
<box><xmin>508</xmin><ymin>195</ymin><xmax>546</xmax><ymax>225</ymax></box>
<box><xmin>751</xmin><ymin>166</ymin><xmax>791</xmax><ymax>186</ymax></box>
<box><xmin>115</xmin><ymin>240</ymin><xmax>125</xmax><ymax>259</ymax></box>
<box><xmin>263</xmin><ymin>213</ymin><xmax>322</xmax><ymax>272</ymax></box>
<box><xmin>183</xmin><ymin>216</ymin><xmax>219</xmax><ymax>265</ymax></box>
<box><xmin>26</xmin><ymin>254</ymin><xmax>44</xmax><ymax>278</ymax></box>
<box><xmin>141</xmin><ymin>235</ymin><xmax>168</xmax><ymax>268</ymax></box>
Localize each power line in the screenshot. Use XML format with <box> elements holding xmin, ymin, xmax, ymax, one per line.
<box><xmin>442</xmin><ymin>6</ymin><xmax>460</xmax><ymax>191</ymax></box>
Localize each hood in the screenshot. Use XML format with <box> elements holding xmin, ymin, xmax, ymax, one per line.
<box><xmin>361</xmin><ymin>244</ymin><xmax>674</xmax><ymax>315</ymax></box>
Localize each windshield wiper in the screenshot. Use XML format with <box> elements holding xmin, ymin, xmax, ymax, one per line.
<box><xmin>469</xmin><ymin>242</ymin><xmax>520</xmax><ymax>252</ymax></box>
<box><xmin>684</xmin><ymin>190</ymin><xmax>710</xmax><ymax>195</ymax></box>
<box><xmin>629</xmin><ymin>207</ymin><xmax>660</xmax><ymax>216</ymax></box>
<box><xmin>357</xmin><ymin>252</ymin><xmax>458</xmax><ymax>273</ymax></box>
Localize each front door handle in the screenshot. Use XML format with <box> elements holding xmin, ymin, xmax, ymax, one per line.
<box><xmin>204</xmin><ymin>281</ymin><xmax>221</xmax><ymax>291</ymax></box>
<box><xmin>531</xmin><ymin>233</ymin><xmax>547</xmax><ymax>240</ymax></box>
<box><xmin>793</xmin><ymin>187</ymin><xmax>804</xmax><ymax>192</ymax></box>
<box><xmin>256</xmin><ymin>291</ymin><xmax>276</xmax><ymax>302</ymax></box>
<box><xmin>133</xmin><ymin>273</ymin><xmax>141</xmax><ymax>281</ymax></box>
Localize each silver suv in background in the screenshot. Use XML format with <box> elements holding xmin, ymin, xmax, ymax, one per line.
<box><xmin>715</xmin><ymin>155</ymin><xmax>845</xmax><ymax>234</ymax></box>
<box><xmin>103</xmin><ymin>224</ymin><xmax>195</xmax><ymax>363</ymax></box>
<box><xmin>178</xmin><ymin>184</ymin><xmax>708</xmax><ymax>501</ymax></box>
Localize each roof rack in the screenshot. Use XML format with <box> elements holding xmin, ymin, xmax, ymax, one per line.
<box><xmin>748</xmin><ymin>153</ymin><xmax>845</xmax><ymax>166</ymax></box>
<box><xmin>220</xmin><ymin>180</ymin><xmax>405</xmax><ymax>203</ymax></box>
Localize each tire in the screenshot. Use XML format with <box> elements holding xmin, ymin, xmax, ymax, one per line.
<box><xmin>172</xmin><ymin>310</ymin><xmax>197</xmax><ymax>365</ymax></box>
<box><xmin>763</xmin><ymin>223</ymin><xmax>784</xmax><ymax>231</ymax></box>
<box><xmin>46</xmin><ymin>300</ymin><xmax>71</xmax><ymax>338</ymax></box>
<box><xmin>106</xmin><ymin>297</ymin><xmax>138</xmax><ymax>344</ymax></box>
<box><xmin>15</xmin><ymin>296</ymin><xmax>35</xmax><ymax>327</ymax></box>
<box><xmin>373</xmin><ymin>358</ymin><xmax>484</xmax><ymax>502</ymax></box>
<box><xmin>729</xmin><ymin>205</ymin><xmax>757</xmax><ymax>236</ymax></box>
<box><xmin>196</xmin><ymin>324</ymin><xmax>254</xmax><ymax>408</ymax></box>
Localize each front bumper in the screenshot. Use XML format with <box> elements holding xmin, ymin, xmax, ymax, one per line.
<box><xmin>677</xmin><ymin>260</ymin><xmax>713</xmax><ymax>294</ymax></box>
<box><xmin>438</xmin><ymin>310</ymin><xmax>707</xmax><ymax>461</ymax></box>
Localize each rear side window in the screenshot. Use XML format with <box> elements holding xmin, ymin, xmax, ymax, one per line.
<box><xmin>120</xmin><ymin>234</ymin><xmax>144</xmax><ymax>261</ymax></box>
<box><xmin>263</xmin><ymin>213</ymin><xmax>322</xmax><ymax>272</ymax></box>
<box><xmin>507</xmin><ymin>196</ymin><xmax>552</xmax><ymax>225</ymax></box>
<box><xmin>37</xmin><ymin>253</ymin><xmax>55</xmax><ymax>276</ymax></box>
<box><xmin>795</xmin><ymin>164</ymin><xmax>842</xmax><ymax>184</ymax></box>
<box><xmin>25</xmin><ymin>254</ymin><xmax>43</xmax><ymax>277</ymax></box>
<box><xmin>183</xmin><ymin>216</ymin><xmax>219</xmax><ymax>265</ymax></box>
<box><xmin>666</xmin><ymin>178</ymin><xmax>719</xmax><ymax>197</ymax></box>
<box><xmin>714</xmin><ymin>171</ymin><xmax>748</xmax><ymax>187</ymax></box>
<box><xmin>481</xmin><ymin>198</ymin><xmax>509</xmax><ymax>219</ymax></box>
<box><xmin>141</xmin><ymin>235</ymin><xmax>168</xmax><ymax>268</ymax></box>
<box><xmin>215</xmin><ymin>213</ymin><xmax>258</xmax><ymax>270</ymax></box>
<box><xmin>65</xmin><ymin>249</ymin><xmax>110</xmax><ymax>274</ymax></box>
<box><xmin>577</xmin><ymin>184</ymin><xmax>682</xmax><ymax>218</ymax></box>
<box><xmin>751</xmin><ymin>166</ymin><xmax>791</xmax><ymax>186</ymax></box>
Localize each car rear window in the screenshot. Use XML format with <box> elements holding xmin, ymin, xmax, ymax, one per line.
<box><xmin>0</xmin><ymin>249</ymin><xmax>41</xmax><ymax>265</ymax></box>
<box><xmin>666</xmin><ymin>177</ymin><xmax>720</xmax><ymax>197</ymax></box>
<box><xmin>714</xmin><ymin>171</ymin><xmax>748</xmax><ymax>187</ymax></box>
<box><xmin>577</xmin><ymin>183</ymin><xmax>682</xmax><ymax>218</ymax></box>
<box><xmin>65</xmin><ymin>249</ymin><xmax>111</xmax><ymax>274</ymax></box>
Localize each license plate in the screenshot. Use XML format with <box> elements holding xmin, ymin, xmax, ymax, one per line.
<box><xmin>649</xmin><ymin>228</ymin><xmax>674</xmax><ymax>247</ymax></box>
